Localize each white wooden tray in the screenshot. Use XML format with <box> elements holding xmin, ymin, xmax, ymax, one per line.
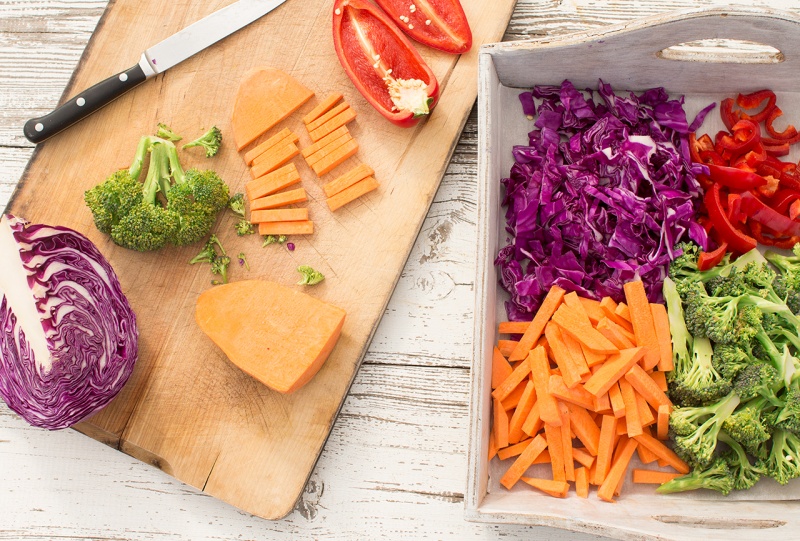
<box><xmin>467</xmin><ymin>6</ymin><xmax>800</xmax><ymax>540</ymax></box>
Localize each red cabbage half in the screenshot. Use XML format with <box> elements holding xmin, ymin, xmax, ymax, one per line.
<box><xmin>497</xmin><ymin>80</ymin><xmax>713</xmax><ymax>321</ymax></box>
<box><xmin>0</xmin><ymin>214</ymin><xmax>138</xmax><ymax>429</ymax></box>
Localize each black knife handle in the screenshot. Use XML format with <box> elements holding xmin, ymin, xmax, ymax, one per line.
<box><xmin>23</xmin><ymin>63</ymin><xmax>148</xmax><ymax>144</ymax></box>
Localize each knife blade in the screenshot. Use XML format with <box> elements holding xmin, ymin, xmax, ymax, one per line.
<box><xmin>23</xmin><ymin>0</ymin><xmax>289</xmax><ymax>144</ymax></box>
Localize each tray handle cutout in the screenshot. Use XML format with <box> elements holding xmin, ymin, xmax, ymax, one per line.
<box><xmin>653</xmin><ymin>515</ymin><xmax>786</xmax><ymax>530</ymax></box>
<box><xmin>657</xmin><ymin>39</ymin><xmax>783</xmax><ymax>65</ymax></box>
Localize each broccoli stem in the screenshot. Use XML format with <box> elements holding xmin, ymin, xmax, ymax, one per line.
<box><xmin>129</xmin><ymin>135</ymin><xmax>152</xmax><ymax>179</ymax></box>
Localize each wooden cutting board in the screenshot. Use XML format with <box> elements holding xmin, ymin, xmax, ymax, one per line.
<box><xmin>8</xmin><ymin>0</ymin><xmax>515</xmax><ymax>520</ymax></box>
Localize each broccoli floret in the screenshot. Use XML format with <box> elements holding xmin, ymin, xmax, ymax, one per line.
<box><xmin>765</xmin><ymin>247</ymin><xmax>800</xmax><ymax>315</ymax></box>
<box><xmin>718</xmin><ymin>431</ymin><xmax>764</xmax><ymax>491</ymax></box>
<box><xmin>190</xmin><ymin>234</ymin><xmax>231</xmax><ymax>285</ymax></box>
<box><xmin>228</xmin><ymin>193</ymin><xmax>246</xmax><ymax>218</ymax></box>
<box><xmin>712</xmin><ymin>343</ymin><xmax>752</xmax><ymax>379</ymax></box>
<box><xmin>757</xmin><ymin>428</ymin><xmax>800</xmax><ymax>485</ymax></box>
<box><xmin>235</xmin><ymin>219</ymin><xmax>255</xmax><ymax>236</ymax></box>
<box><xmin>156</xmin><ymin>122</ymin><xmax>182</xmax><ymax>142</ymax></box>
<box><xmin>237</xmin><ymin>252</ymin><xmax>249</xmax><ymax>271</ymax></box>
<box><xmin>721</xmin><ymin>404</ymin><xmax>772</xmax><ymax>459</ymax></box>
<box><xmin>297</xmin><ymin>265</ymin><xmax>324</xmax><ymax>285</ymax></box>
<box><xmin>669</xmin><ymin>337</ymin><xmax>732</xmax><ymax>407</ymax></box>
<box><xmin>183</xmin><ymin>126</ymin><xmax>222</xmax><ymax>157</ymax></box>
<box><xmin>732</xmin><ymin>362</ymin><xmax>779</xmax><ymax>401</ymax></box>
<box><xmin>671</xmin><ymin>392</ymin><xmax>740</xmax><ymax>468</ymax></box>
<box><xmin>262</xmin><ymin>234</ymin><xmax>287</xmax><ymax>246</ymax></box>
<box><xmin>655</xmin><ymin>457</ymin><xmax>734</xmax><ymax>495</ymax></box>
<box><xmin>770</xmin><ymin>386</ymin><xmax>800</xmax><ymax>436</ymax></box>
<box><xmin>664</xmin><ymin>277</ymin><xmax>693</xmax><ymax>376</ymax></box>
<box><xmin>84</xmin><ymin>169</ymin><xmax>144</xmax><ymax>234</ymax></box>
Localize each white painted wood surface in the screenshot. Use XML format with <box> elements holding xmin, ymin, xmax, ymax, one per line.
<box><xmin>1</xmin><ymin>1</ymin><xmax>798</xmax><ymax>539</ymax></box>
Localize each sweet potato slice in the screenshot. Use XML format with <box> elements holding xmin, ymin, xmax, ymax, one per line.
<box><xmin>231</xmin><ymin>68</ymin><xmax>314</xmax><ymax>151</ymax></box>
<box><xmin>195</xmin><ymin>280</ymin><xmax>345</xmax><ymax>393</ymax></box>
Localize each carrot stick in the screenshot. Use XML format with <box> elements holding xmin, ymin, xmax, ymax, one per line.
<box><xmin>637</xmin><ymin>391</ymin><xmax>656</xmax><ymax>428</ymax></box>
<box><xmin>623</xmin><ymin>280</ymin><xmax>661</xmax><ymax>370</ymax></box>
<box><xmin>580</xmin><ymin>343</ymin><xmax>607</xmax><ymax>368</ymax></box>
<box><xmin>548</xmin><ymin>374</ymin><xmax>596</xmax><ymax>411</ymax></box>
<box><xmin>250</xmin><ymin>142</ymin><xmax>300</xmax><ymax>178</ymax></box>
<box><xmin>608</xmin><ymin>382</ymin><xmax>626</xmax><ymax>418</ymax></box>
<box><xmin>508</xmin><ymin>380</ymin><xmax>537</xmax><ymax>444</ymax></box>
<box><xmin>558</xmin><ymin>403</ymin><xmax>575</xmax><ymax>482</ymax></box>
<box><xmin>492</xmin><ymin>355</ymin><xmax>531</xmax><ymax>402</ymax></box>
<box><xmin>323</xmin><ymin>163</ymin><xmax>375</xmax><ymax>198</ymax></box>
<box><xmin>579</xmin><ymin>297</ymin><xmax>606</xmax><ymax>325</ymax></box>
<box><xmin>326</xmin><ymin>176</ymin><xmax>378</xmax><ymax>211</ymax></box>
<box><xmin>599</xmin><ymin>297</ymin><xmax>634</xmax><ymax>333</ymax></box>
<box><xmin>313</xmin><ymin>138</ymin><xmax>359</xmax><ymax>176</ymax></box>
<box><xmin>612</xmin><ymin>435</ymin><xmax>631</xmax><ymax>497</ymax></box>
<box><xmin>243</xmin><ymin>128</ymin><xmax>298</xmax><ymax>165</ymax></box>
<box><xmin>301</xmin><ymin>126</ymin><xmax>350</xmax><ymax>158</ymax></box>
<box><xmin>500</xmin><ymin>381</ymin><xmax>527</xmax><ymax>411</ymax></box>
<box><xmin>250</xmin><ymin>187</ymin><xmax>307</xmax><ymax>211</ymax></box>
<box><xmin>544</xmin><ymin>422</ymin><xmax>566</xmax><ymax>482</ymax></box>
<box><xmin>250</xmin><ymin>207</ymin><xmax>309</xmax><ymax>224</ymax></box>
<box><xmin>565</xmin><ymin>402</ymin><xmax>601</xmax><ymax>456</ymax></box>
<box><xmin>499</xmin><ymin>434</ymin><xmax>548</xmax><ymax>489</ymax></box>
<box><xmin>509</xmin><ymin>285</ymin><xmax>565</xmax><ymax>362</ymax></box>
<box><xmin>498</xmin><ymin>321</ymin><xmax>530</xmax><ymax>334</ymax></box>
<box><xmin>520</xmin><ymin>477</ymin><xmax>570</xmax><ymax>498</ymax></box>
<box><xmin>596</xmin><ymin>317</ymin><xmax>636</xmax><ymax>349</ymax></box>
<box><xmin>583</xmin><ymin>347</ymin><xmax>645</xmax><ymax>397</ymax></box>
<box><xmin>572</xmin><ymin>447</ymin><xmax>596</xmax><ymax>469</ymax></box>
<box><xmin>595</xmin><ymin>391</ymin><xmax>612</xmax><ymax>415</ymax></box>
<box><xmin>493</xmin><ymin>397</ymin><xmax>509</xmax><ymax>450</ymax></box>
<box><xmin>632</xmin><ymin>469</ymin><xmax>682</xmax><ymax>484</ymax></box>
<box><xmin>650</xmin><ymin>370</ymin><xmax>668</xmax><ymax>392</ymax></box>
<box><xmin>650</xmin><ymin>303</ymin><xmax>675</xmax><ymax>371</ymax></box>
<box><xmin>497</xmin><ymin>438</ymin><xmax>533</xmax><ymax>461</ymax></box>
<box><xmin>544</xmin><ymin>322</ymin><xmax>583</xmax><ymax>388</ymax></box>
<box><xmin>305</xmin><ymin>131</ymin><xmax>353</xmax><ymax>167</ymax></box>
<box><xmin>521</xmin><ymin>401</ymin><xmax>543</xmax><ymax>437</ymax></box>
<box><xmin>636</xmin><ymin>426</ymin><xmax>659</xmax><ymax>464</ymax></box>
<box><xmin>551</xmin><ymin>306</ymin><xmax>619</xmax><ymax>354</ymax></box>
<box><xmin>303</xmin><ymin>92</ymin><xmax>344</xmax><ymax>124</ymax></box>
<box><xmin>657</xmin><ymin>404</ymin><xmax>670</xmax><ymax>440</ymax></box>
<box><xmin>624</xmin><ymin>363</ymin><xmax>672</xmax><ymax>410</ymax></box>
<box><xmin>575</xmin><ymin>467</ymin><xmax>590</xmax><ymax>498</ymax></box>
<box><xmin>618</xmin><ymin>378</ymin><xmax>643</xmax><ymax>437</ymax></box>
<box><xmin>615</xmin><ymin>421</ymin><xmax>628</xmax><ymax>436</ymax></box>
<box><xmin>491</xmin><ymin>346</ymin><xmax>514</xmax><ymax>389</ymax></box>
<box><xmin>309</xmin><ymin>107</ymin><xmax>357</xmax><ymax>142</ymax></box>
<box><xmin>563</xmin><ymin>292</ymin><xmax>592</xmax><ymax>325</ymax></box>
<box><xmin>633</xmin><ymin>432</ymin><xmax>690</xmax><ymax>474</ymax></box>
<box><xmin>615</xmin><ymin>302</ymin><xmax>631</xmax><ymax>322</ymax></box>
<box><xmin>488</xmin><ymin>431</ymin><xmax>497</xmax><ymax>461</ymax></box>
<box><xmin>497</xmin><ymin>340</ymin><xmax>519</xmax><ymax>358</ymax></box>
<box><xmin>594</xmin><ymin>415</ymin><xmax>617</xmax><ymax>486</ymax></box>
<box><xmin>597</xmin><ymin>438</ymin><xmax>638</xmax><ymax>502</ymax></box>
<box><xmin>306</xmin><ymin>102</ymin><xmax>350</xmax><ymax>133</ymax></box>
<box><xmin>245</xmin><ymin>163</ymin><xmax>301</xmax><ymax>200</ymax></box>
<box><xmin>561</xmin><ymin>331</ymin><xmax>591</xmax><ymax>377</ymax></box>
<box><xmin>257</xmin><ymin>220</ymin><xmax>314</xmax><ymax>236</ymax></box>
<box><xmin>528</xmin><ymin>347</ymin><xmax>561</xmax><ymax>427</ymax></box>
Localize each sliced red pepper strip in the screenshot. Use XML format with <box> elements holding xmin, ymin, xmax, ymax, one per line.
<box><xmin>372</xmin><ymin>0</ymin><xmax>472</xmax><ymax>54</ymax></box>
<box><xmin>749</xmin><ymin>221</ymin><xmax>800</xmax><ymax>249</ymax></box>
<box><xmin>764</xmin><ymin>143</ymin><xmax>791</xmax><ymax>158</ymax></box>
<box><xmin>333</xmin><ymin>0</ymin><xmax>440</xmax><ymax>127</ymax></box>
<box><xmin>706</xmin><ymin>164</ymin><xmax>767</xmax><ymax>191</ymax></box>
<box><xmin>765</xmin><ymin>106</ymin><xmax>798</xmax><ymax>140</ymax></box>
<box><xmin>717</xmin><ymin>119</ymin><xmax>761</xmax><ymax>156</ymax></box>
<box><xmin>790</xmin><ymin>200</ymin><xmax>800</xmax><ymax>222</ymax></box>
<box><xmin>736</xmin><ymin>89</ymin><xmax>777</xmax><ymax>123</ymax></box>
<box><xmin>727</xmin><ymin>193</ymin><xmax>746</xmax><ymax>223</ymax></box>
<box><xmin>769</xmin><ymin>189</ymin><xmax>800</xmax><ymax>215</ymax></box>
<box><xmin>700</xmin><ymin>150</ymin><xmax>726</xmax><ymax>166</ymax></box>
<box><xmin>698</xmin><ymin>242</ymin><xmax>729</xmax><ymax>271</ymax></box>
<box><xmin>704</xmin><ymin>183</ymin><xmax>757</xmax><ymax>254</ymax></box>
<box><xmin>740</xmin><ymin>190</ymin><xmax>800</xmax><ymax>238</ymax></box>
<box><xmin>720</xmin><ymin>98</ymin><xmax>739</xmax><ymax>131</ymax></box>
<box><xmin>688</xmin><ymin>132</ymin><xmax>703</xmax><ymax>163</ymax></box>
<box><xmin>763</xmin><ymin>132</ymin><xmax>800</xmax><ymax>146</ymax></box>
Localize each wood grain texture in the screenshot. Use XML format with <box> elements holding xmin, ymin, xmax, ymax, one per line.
<box><xmin>2</xmin><ymin>0</ymin><xmax>800</xmax><ymax>540</ymax></box>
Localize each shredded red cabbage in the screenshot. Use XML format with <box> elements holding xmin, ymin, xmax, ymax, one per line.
<box><xmin>496</xmin><ymin>80</ymin><xmax>714</xmax><ymax>321</ymax></box>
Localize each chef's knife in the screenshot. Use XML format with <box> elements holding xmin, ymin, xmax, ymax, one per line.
<box><xmin>23</xmin><ymin>0</ymin><xmax>288</xmax><ymax>144</ymax></box>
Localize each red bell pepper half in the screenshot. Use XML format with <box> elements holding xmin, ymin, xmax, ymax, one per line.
<box><xmin>704</xmin><ymin>183</ymin><xmax>757</xmax><ymax>254</ymax></box>
<box><xmin>372</xmin><ymin>0</ymin><xmax>472</xmax><ymax>54</ymax></box>
<box><xmin>333</xmin><ymin>0</ymin><xmax>440</xmax><ymax>127</ymax></box>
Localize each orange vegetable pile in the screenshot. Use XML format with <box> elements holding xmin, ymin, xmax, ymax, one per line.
<box><xmin>489</xmin><ymin>282</ymin><xmax>690</xmax><ymax>502</ymax></box>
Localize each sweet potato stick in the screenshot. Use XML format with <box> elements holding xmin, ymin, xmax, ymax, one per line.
<box><xmin>548</xmin><ymin>374</ymin><xmax>596</xmax><ymax>411</ymax></box>
<box><xmin>301</xmin><ymin>126</ymin><xmax>349</xmax><ymax>158</ymax></box>
<box><xmin>491</xmin><ymin>346</ymin><xmax>514</xmax><ymax>389</ymax></box>
<box><xmin>597</xmin><ymin>438</ymin><xmax>638</xmax><ymax>502</ymax></box>
<box><xmin>257</xmin><ymin>220</ymin><xmax>313</xmax><ymax>236</ymax></box>
<box><xmin>501</xmin><ymin>381</ymin><xmax>527</xmax><ymax>411</ymax></box>
<box><xmin>499</xmin><ymin>434</ymin><xmax>548</xmax><ymax>489</ymax></box>
<box><xmin>497</xmin><ymin>340</ymin><xmax>519</xmax><ymax>358</ymax></box>
<box><xmin>493</xmin><ymin>397</ymin><xmax>509</xmax><ymax>449</ymax></box>
<box><xmin>624</xmin><ymin>363</ymin><xmax>672</xmax><ymax>410</ymax></box>
<box><xmin>633</xmin><ymin>432</ymin><xmax>690</xmax><ymax>474</ymax></box>
<box><xmin>528</xmin><ymin>347</ymin><xmax>561</xmax><ymax>426</ymax></box>
<box><xmin>650</xmin><ymin>370</ymin><xmax>668</xmax><ymax>392</ymax></box>
<box><xmin>323</xmin><ymin>163</ymin><xmax>374</xmax><ymax>198</ymax></box>
<box><xmin>520</xmin><ymin>477</ymin><xmax>570</xmax><ymax>498</ymax></box>
<box><xmin>565</xmin><ymin>402</ymin><xmax>601</xmax><ymax>456</ymax></box>
<box><xmin>618</xmin><ymin>378</ymin><xmax>643</xmax><ymax>437</ymax></box>
<box><xmin>497</xmin><ymin>438</ymin><xmax>533</xmax><ymax>461</ymax></box>
<box><xmin>632</xmin><ymin>469</ymin><xmax>682</xmax><ymax>484</ymax></box>
<box><xmin>492</xmin><ymin>356</ymin><xmax>531</xmax><ymax>402</ymax></box>
<box><xmin>488</xmin><ymin>431</ymin><xmax>497</xmax><ymax>461</ymax></box>
<box><xmin>563</xmin><ymin>292</ymin><xmax>592</xmax><ymax>325</ymax></box>
<box><xmin>306</xmin><ymin>102</ymin><xmax>350</xmax><ymax>133</ymax></box>
<box><xmin>509</xmin><ymin>285</ymin><xmax>565</xmax><ymax>362</ymax></box>
<box><xmin>558</xmin><ymin>402</ymin><xmax>575</xmax><ymax>482</ymax></box>
<box><xmin>544</xmin><ymin>422</ymin><xmax>566</xmax><ymax>482</ymax></box>
<box><xmin>575</xmin><ymin>467</ymin><xmax>590</xmax><ymax>498</ymax></box>
<box><xmin>650</xmin><ymin>303</ymin><xmax>675</xmax><ymax>371</ymax></box>
<box><xmin>657</xmin><ymin>404</ymin><xmax>670</xmax><ymax>441</ymax></box>
<box><xmin>608</xmin><ymin>382</ymin><xmax>626</xmax><ymax>418</ymax></box>
<box><xmin>572</xmin><ymin>447</ymin><xmax>596</xmax><ymax>469</ymax></box>
<box><xmin>615</xmin><ymin>302</ymin><xmax>632</xmax><ymax>322</ymax></box>
<box><xmin>594</xmin><ymin>415</ymin><xmax>617</xmax><ymax>486</ymax></box>
<box><xmin>521</xmin><ymin>402</ymin><xmax>543</xmax><ymax>437</ymax></box>
<box><xmin>498</xmin><ymin>321</ymin><xmax>529</xmax><ymax>335</ymax></box>
<box><xmin>250</xmin><ymin>187</ymin><xmax>307</xmax><ymax>211</ymax></box>
<box><xmin>636</xmin><ymin>426</ymin><xmax>659</xmax><ymax>464</ymax></box>
<box><xmin>561</xmin><ymin>331</ymin><xmax>591</xmax><ymax>377</ymax></box>
<box><xmin>552</xmin><ymin>306</ymin><xmax>619</xmax><ymax>354</ymax></box>
<box><xmin>303</xmin><ymin>92</ymin><xmax>344</xmax><ymax>124</ymax></box>
<box><xmin>623</xmin><ymin>280</ymin><xmax>661</xmax><ymax>370</ymax></box>
<box><xmin>579</xmin><ymin>297</ymin><xmax>606</xmax><ymax>325</ymax></box>
<box><xmin>596</xmin><ymin>317</ymin><xmax>636</xmax><ymax>349</ymax></box>
<box><xmin>637</xmin><ymin>392</ymin><xmax>656</xmax><ymax>427</ymax></box>
<box><xmin>508</xmin><ymin>380</ymin><xmax>537</xmax><ymax>444</ymax></box>
<box><xmin>544</xmin><ymin>322</ymin><xmax>583</xmax><ymax>388</ymax></box>
<box><xmin>583</xmin><ymin>347</ymin><xmax>645</xmax><ymax>397</ymax></box>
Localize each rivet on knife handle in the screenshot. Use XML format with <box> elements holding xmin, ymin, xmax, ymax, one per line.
<box><xmin>23</xmin><ymin>63</ymin><xmax>148</xmax><ymax>144</ymax></box>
